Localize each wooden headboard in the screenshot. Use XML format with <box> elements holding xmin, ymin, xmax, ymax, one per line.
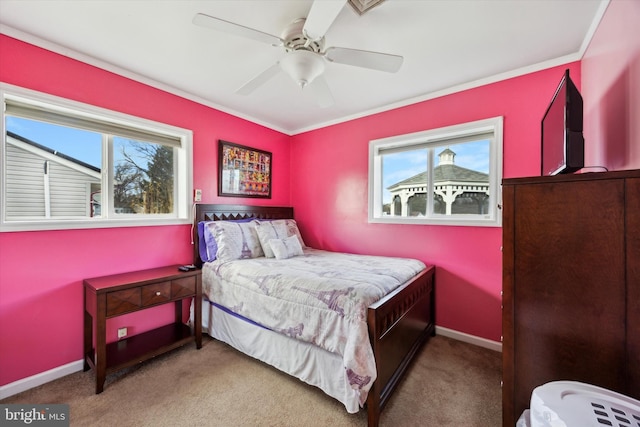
<box><xmin>193</xmin><ymin>204</ymin><xmax>294</xmax><ymax>267</ymax></box>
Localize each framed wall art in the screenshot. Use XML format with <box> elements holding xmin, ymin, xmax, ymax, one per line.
<box><xmin>218</xmin><ymin>140</ymin><xmax>272</xmax><ymax>198</ymax></box>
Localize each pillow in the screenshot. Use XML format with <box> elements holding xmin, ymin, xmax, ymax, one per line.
<box><xmin>269</xmin><ymin>235</ymin><xmax>304</xmax><ymax>260</ymax></box>
<box><xmin>197</xmin><ymin>221</ymin><xmax>211</xmax><ymax>262</ymax></box>
<box><xmin>208</xmin><ymin>220</ymin><xmax>264</xmax><ymax>261</ymax></box>
<box><xmin>199</xmin><ymin>218</ymin><xmax>255</xmax><ymax>263</ymax></box>
<box><xmin>253</xmin><ymin>219</ymin><xmax>306</xmax><ymax>258</ymax></box>
<box><xmin>253</xmin><ymin>221</ymin><xmax>285</xmax><ymax>258</ymax></box>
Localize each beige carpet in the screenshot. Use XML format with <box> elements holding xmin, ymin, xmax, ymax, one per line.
<box><xmin>2</xmin><ymin>335</ymin><xmax>501</xmax><ymax>426</ymax></box>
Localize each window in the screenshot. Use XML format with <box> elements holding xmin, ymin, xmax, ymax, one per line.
<box><xmin>368</xmin><ymin>117</ymin><xmax>503</xmax><ymax>227</ymax></box>
<box><xmin>1</xmin><ymin>84</ymin><xmax>193</xmax><ymax>232</ymax></box>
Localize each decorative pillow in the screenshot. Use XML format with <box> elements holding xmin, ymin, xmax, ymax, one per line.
<box><xmin>199</xmin><ymin>218</ymin><xmax>254</xmax><ymax>263</ymax></box>
<box><xmin>253</xmin><ymin>219</ymin><xmax>306</xmax><ymax>258</ymax></box>
<box><xmin>253</xmin><ymin>221</ymin><xmax>286</xmax><ymax>258</ymax></box>
<box><xmin>205</xmin><ymin>220</ymin><xmax>264</xmax><ymax>262</ymax></box>
<box><xmin>269</xmin><ymin>235</ymin><xmax>304</xmax><ymax>260</ymax></box>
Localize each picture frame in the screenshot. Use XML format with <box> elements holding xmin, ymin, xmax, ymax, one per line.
<box><xmin>218</xmin><ymin>140</ymin><xmax>272</xmax><ymax>198</ymax></box>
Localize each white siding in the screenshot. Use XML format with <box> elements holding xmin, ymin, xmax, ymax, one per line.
<box><xmin>5</xmin><ymin>139</ymin><xmax>101</xmax><ymax>219</ymax></box>
<box><xmin>48</xmin><ymin>160</ymin><xmax>96</xmax><ymax>217</ymax></box>
<box><xmin>6</xmin><ymin>143</ymin><xmax>46</xmax><ymax>217</ymax></box>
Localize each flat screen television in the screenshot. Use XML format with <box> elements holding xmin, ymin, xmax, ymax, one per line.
<box><xmin>541</xmin><ymin>69</ymin><xmax>584</xmax><ymax>176</ymax></box>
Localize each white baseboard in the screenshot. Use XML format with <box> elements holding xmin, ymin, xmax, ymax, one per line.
<box><xmin>436</xmin><ymin>326</ymin><xmax>502</xmax><ymax>352</ymax></box>
<box><xmin>0</xmin><ymin>359</ymin><xmax>84</xmax><ymax>400</ymax></box>
<box><xmin>0</xmin><ymin>327</ymin><xmax>500</xmax><ymax>400</ymax></box>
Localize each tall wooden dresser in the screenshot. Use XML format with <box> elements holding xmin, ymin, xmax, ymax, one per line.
<box><xmin>501</xmin><ymin>169</ymin><xmax>640</xmax><ymax>426</ymax></box>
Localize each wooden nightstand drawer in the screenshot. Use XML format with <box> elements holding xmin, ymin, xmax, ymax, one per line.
<box><xmin>171</xmin><ymin>276</ymin><xmax>196</xmax><ymax>299</ymax></box>
<box><xmin>106</xmin><ymin>288</ymin><xmax>141</xmax><ymax>316</ymax></box>
<box><xmin>142</xmin><ymin>282</ymin><xmax>171</xmax><ymax>306</ymax></box>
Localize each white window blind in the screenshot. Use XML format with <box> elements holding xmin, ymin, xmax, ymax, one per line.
<box><xmin>5</xmin><ymin>97</ymin><xmax>181</xmax><ymax>147</ymax></box>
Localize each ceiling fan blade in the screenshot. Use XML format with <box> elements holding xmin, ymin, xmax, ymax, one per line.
<box><xmin>325</xmin><ymin>46</ymin><xmax>403</xmax><ymax>73</ymax></box>
<box><xmin>193</xmin><ymin>13</ymin><xmax>283</xmax><ymax>46</ymax></box>
<box><xmin>303</xmin><ymin>0</ymin><xmax>347</xmax><ymax>40</ymax></box>
<box><xmin>236</xmin><ymin>63</ymin><xmax>282</xmax><ymax>95</ymax></box>
<box><xmin>305</xmin><ymin>75</ymin><xmax>334</xmax><ymax>108</ymax></box>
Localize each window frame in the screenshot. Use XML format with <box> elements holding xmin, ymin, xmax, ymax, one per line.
<box><xmin>368</xmin><ymin>116</ymin><xmax>503</xmax><ymax>227</ymax></box>
<box><xmin>1</xmin><ymin>83</ymin><xmax>193</xmax><ymax>232</ymax></box>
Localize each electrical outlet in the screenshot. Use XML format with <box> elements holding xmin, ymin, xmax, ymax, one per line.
<box><xmin>194</xmin><ymin>189</ymin><xmax>202</xmax><ymax>202</ymax></box>
<box><xmin>117</xmin><ymin>327</ymin><xmax>128</xmax><ymax>339</ymax></box>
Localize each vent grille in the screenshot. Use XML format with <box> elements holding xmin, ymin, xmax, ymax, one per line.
<box><xmin>591</xmin><ymin>401</ymin><xmax>640</xmax><ymax>426</ymax></box>
<box><xmin>348</xmin><ymin>0</ymin><xmax>386</xmax><ymax>15</ymax></box>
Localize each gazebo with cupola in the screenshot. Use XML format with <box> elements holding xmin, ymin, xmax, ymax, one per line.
<box><xmin>386</xmin><ymin>148</ymin><xmax>489</xmax><ymax>217</ymax></box>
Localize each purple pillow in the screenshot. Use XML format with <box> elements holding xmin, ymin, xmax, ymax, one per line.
<box><xmin>197</xmin><ymin>221</ymin><xmax>211</xmax><ymax>263</ymax></box>
<box><xmin>198</xmin><ymin>218</ymin><xmax>254</xmax><ymax>263</ymax></box>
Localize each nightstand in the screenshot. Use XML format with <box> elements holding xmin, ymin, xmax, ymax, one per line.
<box><xmin>83</xmin><ymin>265</ymin><xmax>202</xmax><ymax>393</ymax></box>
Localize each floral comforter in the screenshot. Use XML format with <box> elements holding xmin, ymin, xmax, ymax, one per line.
<box><xmin>202</xmin><ymin>248</ymin><xmax>426</xmax><ymax>406</ymax></box>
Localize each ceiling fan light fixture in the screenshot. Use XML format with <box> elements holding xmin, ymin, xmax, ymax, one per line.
<box><xmin>280</xmin><ymin>50</ymin><xmax>325</xmax><ymax>89</ymax></box>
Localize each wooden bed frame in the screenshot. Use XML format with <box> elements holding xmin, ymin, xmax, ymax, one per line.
<box><xmin>193</xmin><ymin>204</ymin><xmax>435</xmax><ymax>427</ymax></box>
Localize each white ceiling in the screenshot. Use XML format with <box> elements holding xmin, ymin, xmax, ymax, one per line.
<box><xmin>0</xmin><ymin>0</ymin><xmax>607</xmax><ymax>135</ymax></box>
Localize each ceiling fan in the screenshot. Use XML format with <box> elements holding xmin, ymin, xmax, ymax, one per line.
<box><xmin>192</xmin><ymin>0</ymin><xmax>403</xmax><ymax>108</ymax></box>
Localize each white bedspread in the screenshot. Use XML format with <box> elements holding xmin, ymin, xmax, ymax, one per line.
<box><xmin>202</xmin><ymin>248</ymin><xmax>426</xmax><ymax>406</ymax></box>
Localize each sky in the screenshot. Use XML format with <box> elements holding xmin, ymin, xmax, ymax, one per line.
<box><xmin>6</xmin><ymin>116</ymin><xmax>103</xmax><ymax>168</ymax></box>
<box><xmin>5</xmin><ymin>116</ymin><xmax>157</xmax><ymax>170</ymax></box>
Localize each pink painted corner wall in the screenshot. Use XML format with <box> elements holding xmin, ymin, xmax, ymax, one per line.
<box><xmin>582</xmin><ymin>0</ymin><xmax>640</xmax><ymax>171</ymax></box>
<box><xmin>290</xmin><ymin>63</ymin><xmax>582</xmax><ymax>342</ymax></box>
<box><xmin>0</xmin><ymin>35</ymin><xmax>290</xmax><ymax>386</ymax></box>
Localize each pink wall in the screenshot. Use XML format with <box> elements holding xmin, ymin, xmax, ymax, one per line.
<box><xmin>2</xmin><ymin>0</ymin><xmax>633</xmax><ymax>390</ymax></box>
<box><xmin>290</xmin><ymin>63</ymin><xmax>582</xmax><ymax>342</ymax></box>
<box><xmin>582</xmin><ymin>0</ymin><xmax>640</xmax><ymax>171</ymax></box>
<box><xmin>0</xmin><ymin>35</ymin><xmax>290</xmax><ymax>386</ymax></box>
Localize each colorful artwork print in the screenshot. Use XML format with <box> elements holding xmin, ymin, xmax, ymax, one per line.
<box><xmin>218</xmin><ymin>141</ymin><xmax>271</xmax><ymax>198</ymax></box>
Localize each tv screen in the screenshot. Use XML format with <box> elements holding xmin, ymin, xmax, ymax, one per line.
<box><xmin>541</xmin><ymin>69</ymin><xmax>584</xmax><ymax>176</ymax></box>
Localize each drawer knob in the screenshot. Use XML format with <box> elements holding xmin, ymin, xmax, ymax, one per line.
<box><xmin>156</xmin><ymin>291</ymin><xmax>161</xmax><ymax>296</ymax></box>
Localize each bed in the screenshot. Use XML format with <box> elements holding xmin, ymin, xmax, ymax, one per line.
<box><xmin>192</xmin><ymin>204</ymin><xmax>435</xmax><ymax>427</ymax></box>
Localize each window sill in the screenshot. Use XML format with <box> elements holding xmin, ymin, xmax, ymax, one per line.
<box><xmin>368</xmin><ymin>216</ymin><xmax>502</xmax><ymax>227</ymax></box>
<box><xmin>0</xmin><ymin>217</ymin><xmax>191</xmax><ymax>233</ymax></box>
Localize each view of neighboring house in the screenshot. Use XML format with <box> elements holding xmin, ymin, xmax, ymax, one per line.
<box><xmin>386</xmin><ymin>148</ymin><xmax>489</xmax><ymax>217</ymax></box>
<box><xmin>5</xmin><ymin>131</ymin><xmax>101</xmax><ymax>218</ymax></box>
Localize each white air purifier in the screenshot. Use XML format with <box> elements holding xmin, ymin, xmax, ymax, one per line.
<box><xmin>517</xmin><ymin>381</ymin><xmax>640</xmax><ymax>427</ymax></box>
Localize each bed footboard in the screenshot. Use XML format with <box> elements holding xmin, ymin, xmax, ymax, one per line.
<box><xmin>366</xmin><ymin>265</ymin><xmax>436</xmax><ymax>427</ymax></box>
